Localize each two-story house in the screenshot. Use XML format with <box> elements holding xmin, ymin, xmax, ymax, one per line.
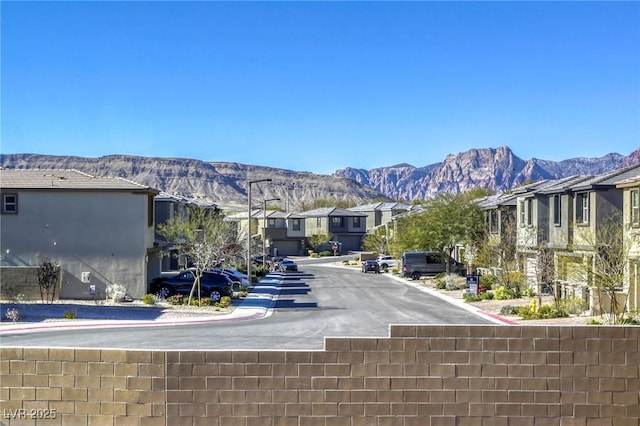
<box><xmin>297</xmin><ymin>207</ymin><xmax>367</xmax><ymax>253</ymax></box>
<box><xmin>152</xmin><ymin>192</ymin><xmax>219</xmax><ymax>272</ymax></box>
<box><xmin>261</xmin><ymin>210</ymin><xmax>305</xmax><ymax>257</ymax></box>
<box><xmin>348</xmin><ymin>202</ymin><xmax>413</xmax><ymax>233</ymax></box>
<box><xmin>553</xmin><ymin>165</ymin><xmax>640</xmax><ymax>310</ymax></box>
<box><xmin>0</xmin><ymin>169</ymin><xmax>160</xmax><ymax>299</ymax></box>
<box><xmin>616</xmin><ymin>175</ymin><xmax>640</xmax><ymax>311</ymax></box>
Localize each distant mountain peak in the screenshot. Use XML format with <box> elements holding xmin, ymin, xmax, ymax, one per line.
<box><xmin>1</xmin><ymin>146</ymin><xmax>638</xmax><ymax>205</ymax></box>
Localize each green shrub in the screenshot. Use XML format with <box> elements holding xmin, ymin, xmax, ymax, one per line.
<box><xmin>516</xmin><ymin>300</ymin><xmax>569</xmax><ymax>320</ymax></box>
<box><xmin>479</xmin><ymin>274</ymin><xmax>498</xmax><ymax>290</ymax></box>
<box><xmin>493</xmin><ymin>285</ymin><xmax>517</xmax><ymax>300</ymax></box>
<box><xmin>166</xmin><ymin>295</ymin><xmax>184</xmax><ymax>305</ymax></box>
<box><xmin>523</xmin><ymin>287</ymin><xmax>535</xmax><ymax>297</ymax></box>
<box><xmin>189</xmin><ymin>297</ymin><xmax>211</xmax><ymax>307</ymax></box>
<box><xmin>216</xmin><ymin>296</ymin><xmax>232</xmax><ymax>309</ymax></box>
<box><xmin>319</xmin><ymin>250</ymin><xmax>333</xmax><ymax>257</ymax></box>
<box><xmin>463</xmin><ymin>293</ymin><xmax>481</xmax><ymax>302</ymax></box>
<box><xmin>478</xmin><ymin>291</ymin><xmax>494</xmax><ymax>300</ymax></box>
<box><xmin>619</xmin><ymin>313</ymin><xmax>640</xmax><ymax>325</ymax></box>
<box><xmin>434</xmin><ymin>278</ymin><xmax>447</xmax><ymax>290</ymax></box>
<box><xmin>558</xmin><ymin>295</ymin><xmax>588</xmax><ymax>315</ymax></box>
<box><xmin>63</xmin><ymin>311</ymin><xmax>77</xmax><ymax>319</ymax></box>
<box><xmin>142</xmin><ymin>294</ymin><xmax>156</xmax><ymax>305</ymax></box>
<box><xmin>499</xmin><ymin>305</ymin><xmax>517</xmax><ymax>315</ymax></box>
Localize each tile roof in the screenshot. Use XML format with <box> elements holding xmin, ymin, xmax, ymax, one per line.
<box><xmin>571</xmin><ymin>164</ymin><xmax>640</xmax><ymax>191</ymax></box>
<box><xmin>298</xmin><ymin>207</ymin><xmax>367</xmax><ymax>217</ymax></box>
<box><xmin>535</xmin><ymin>175</ymin><xmax>593</xmax><ymax>195</ymax></box>
<box><xmin>348</xmin><ymin>202</ymin><xmax>412</xmax><ymax>212</ymax></box>
<box><xmin>0</xmin><ymin>169</ymin><xmax>159</xmax><ymax>194</ymax></box>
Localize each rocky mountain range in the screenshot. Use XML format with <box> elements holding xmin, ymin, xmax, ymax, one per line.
<box><xmin>335</xmin><ymin>146</ymin><xmax>640</xmax><ymax>200</ymax></box>
<box><xmin>1</xmin><ymin>146</ymin><xmax>638</xmax><ymax>210</ymax></box>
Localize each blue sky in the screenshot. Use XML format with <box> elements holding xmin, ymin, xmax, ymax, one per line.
<box><xmin>2</xmin><ymin>1</ymin><xmax>639</xmax><ymax>175</ymax></box>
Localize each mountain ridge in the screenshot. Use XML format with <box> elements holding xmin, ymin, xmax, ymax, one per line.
<box><xmin>1</xmin><ymin>146</ymin><xmax>638</xmax><ymax>208</ymax></box>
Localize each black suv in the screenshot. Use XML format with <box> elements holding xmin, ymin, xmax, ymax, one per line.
<box><xmin>149</xmin><ymin>269</ymin><xmax>233</xmax><ymax>302</ymax></box>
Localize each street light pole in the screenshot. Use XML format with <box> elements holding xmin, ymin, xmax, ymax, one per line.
<box><xmin>247</xmin><ymin>178</ymin><xmax>272</xmax><ymax>283</ymax></box>
<box><xmin>262</xmin><ymin>197</ymin><xmax>280</xmax><ymax>268</ymax></box>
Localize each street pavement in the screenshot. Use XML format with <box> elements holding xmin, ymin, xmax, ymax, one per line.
<box><xmin>0</xmin><ymin>267</ymin><xmax>512</xmax><ymax>336</ymax></box>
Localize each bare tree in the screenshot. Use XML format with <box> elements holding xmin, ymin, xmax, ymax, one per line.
<box><xmin>476</xmin><ymin>216</ymin><xmax>523</xmax><ymax>297</ymax></box>
<box><xmin>534</xmin><ymin>245</ymin><xmax>557</xmax><ymax>307</ymax></box>
<box><xmin>575</xmin><ymin>214</ymin><xmax>637</xmax><ymax>323</ymax></box>
<box><xmin>158</xmin><ymin>206</ymin><xmax>243</xmax><ymax>305</ymax></box>
<box><xmin>37</xmin><ymin>257</ymin><xmax>60</xmax><ymax>304</ymax></box>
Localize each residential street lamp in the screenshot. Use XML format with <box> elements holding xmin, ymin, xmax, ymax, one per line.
<box><xmin>247</xmin><ymin>179</ymin><xmax>272</xmax><ymax>283</ymax></box>
<box><xmin>262</xmin><ymin>197</ymin><xmax>280</xmax><ymax>267</ymax></box>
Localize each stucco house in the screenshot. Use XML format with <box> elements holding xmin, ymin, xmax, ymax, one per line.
<box><xmin>297</xmin><ymin>207</ymin><xmax>367</xmax><ymax>253</ymax></box>
<box><xmin>515</xmin><ymin>176</ymin><xmax>594</xmax><ymax>288</ymax></box>
<box><xmin>348</xmin><ymin>202</ymin><xmax>413</xmax><ymax>232</ymax></box>
<box><xmin>551</xmin><ymin>165</ymin><xmax>640</xmax><ymax>310</ymax></box>
<box><xmin>0</xmin><ymin>169</ymin><xmax>160</xmax><ymax>299</ymax></box>
<box><xmin>152</xmin><ymin>192</ymin><xmax>220</xmax><ymax>272</ymax></box>
<box><xmin>616</xmin><ymin>175</ymin><xmax>640</xmax><ymax>311</ymax></box>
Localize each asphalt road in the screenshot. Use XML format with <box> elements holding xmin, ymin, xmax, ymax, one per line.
<box><xmin>0</xmin><ymin>262</ymin><xmax>493</xmax><ymax>350</ymax></box>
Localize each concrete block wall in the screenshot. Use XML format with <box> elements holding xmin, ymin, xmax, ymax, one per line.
<box><xmin>0</xmin><ymin>267</ymin><xmax>52</xmax><ymax>301</ymax></box>
<box><xmin>2</xmin><ymin>325</ymin><xmax>639</xmax><ymax>425</ymax></box>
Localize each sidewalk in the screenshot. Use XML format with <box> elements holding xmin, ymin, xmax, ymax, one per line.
<box><xmin>0</xmin><ymin>273</ymin><xmax>290</xmax><ymax>334</ymax></box>
<box><xmin>321</xmin><ymin>261</ymin><xmax>600</xmax><ymax>326</ymax></box>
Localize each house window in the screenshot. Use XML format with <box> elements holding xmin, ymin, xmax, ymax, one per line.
<box><xmin>523</xmin><ymin>199</ymin><xmax>533</xmax><ymax>226</ymax></box>
<box><xmin>2</xmin><ymin>194</ymin><xmax>17</xmax><ymax>214</ymax></box>
<box><xmin>147</xmin><ymin>195</ymin><xmax>154</xmax><ymax>227</ymax></box>
<box><xmin>632</xmin><ymin>189</ymin><xmax>640</xmax><ymax>227</ymax></box>
<box><xmin>576</xmin><ymin>192</ymin><xmax>589</xmax><ymax>225</ymax></box>
<box><xmin>519</xmin><ymin>201</ymin><xmax>525</xmax><ymax>227</ymax></box>
<box><xmin>267</xmin><ymin>218</ymin><xmax>276</xmax><ymax>228</ymax></box>
<box><xmin>489</xmin><ymin>210</ymin><xmax>498</xmax><ymax>234</ymax></box>
<box><xmin>353</xmin><ymin>217</ymin><xmax>361</xmax><ymax>228</ymax></box>
<box><xmin>553</xmin><ymin>195</ymin><xmax>561</xmax><ymax>226</ymax></box>
<box><xmin>292</xmin><ymin>218</ymin><xmax>301</xmax><ymax>231</ymax></box>
<box><xmin>316</xmin><ymin>217</ymin><xmax>321</xmax><ymax>227</ymax></box>
<box><xmin>331</xmin><ymin>217</ymin><xmax>344</xmax><ymax>227</ymax></box>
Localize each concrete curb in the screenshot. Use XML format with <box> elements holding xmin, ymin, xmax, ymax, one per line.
<box><xmin>318</xmin><ymin>262</ymin><xmax>516</xmax><ymax>325</ymax></box>
<box><xmin>0</xmin><ymin>273</ymin><xmax>287</xmax><ymax>335</ymax></box>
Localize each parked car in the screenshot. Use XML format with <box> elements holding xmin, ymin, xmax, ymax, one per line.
<box><xmin>149</xmin><ymin>269</ymin><xmax>233</xmax><ymax>302</ymax></box>
<box><xmin>212</xmin><ymin>268</ymin><xmax>250</xmax><ymax>287</ymax></box>
<box><xmin>279</xmin><ymin>259</ymin><xmax>298</xmax><ymax>272</ymax></box>
<box><xmin>361</xmin><ymin>259</ymin><xmax>380</xmax><ymax>273</ymax></box>
<box><xmin>401</xmin><ymin>251</ymin><xmax>465</xmax><ymax>280</ymax></box>
<box><xmin>376</xmin><ymin>255</ymin><xmax>398</xmax><ymax>272</ymax></box>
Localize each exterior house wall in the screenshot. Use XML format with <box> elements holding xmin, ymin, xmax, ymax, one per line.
<box><xmin>620</xmin><ymin>185</ymin><xmax>640</xmax><ymax>310</ymax></box>
<box><xmin>284</xmin><ymin>217</ymin><xmax>305</xmax><ymax>238</ymax></box>
<box><xmin>572</xmin><ymin>191</ymin><xmax>597</xmax><ymax>250</ymax></box>
<box><xmin>304</xmin><ymin>217</ymin><xmax>322</xmax><ymax>237</ymax></box>
<box><xmin>380</xmin><ymin>210</ymin><xmax>395</xmax><ymax>226</ymax></box>
<box><xmin>547</xmin><ymin>193</ymin><xmax>573</xmax><ymax>249</ymax></box>
<box><xmin>516</xmin><ymin>196</ymin><xmax>537</xmax><ymax>250</ymax></box>
<box><xmin>363</xmin><ymin>211</ymin><xmax>378</xmax><ymax>230</ymax></box>
<box><xmin>1</xmin><ymin>191</ymin><xmax>154</xmax><ymax>299</ymax></box>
